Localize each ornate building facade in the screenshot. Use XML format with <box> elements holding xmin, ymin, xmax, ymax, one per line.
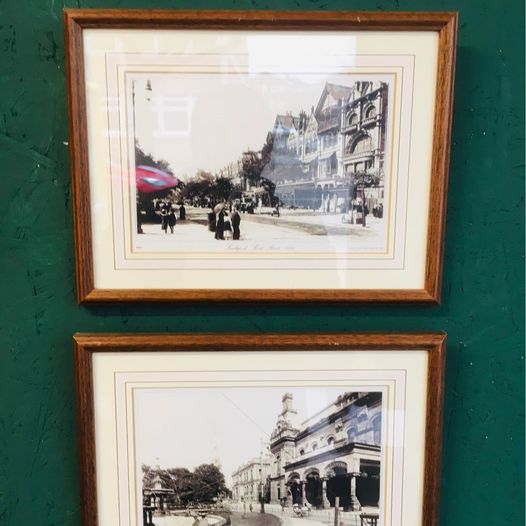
<box><xmin>272</xmin><ymin>81</ymin><xmax>388</xmax><ymax>214</ymax></box>
<box><xmin>232</xmin><ymin>391</ymin><xmax>382</xmax><ymax>512</ymax></box>
<box><xmin>268</xmin><ymin>391</ymin><xmax>381</xmax><ymax>512</ymax></box>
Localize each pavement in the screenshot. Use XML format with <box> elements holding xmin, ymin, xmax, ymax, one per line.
<box><xmin>241</xmin><ymin>211</ymin><xmax>384</xmax><ymax>238</ymax></box>
<box><xmin>134</xmin><ymin>206</ymin><xmax>387</xmax><ymax>254</ymax></box>
<box><xmin>152</xmin><ymin>511</ymin><xmax>280</xmax><ymax>526</ymax></box>
<box><xmin>227</xmin><ymin>503</ymin><xmax>381</xmax><ymax>526</ymax></box>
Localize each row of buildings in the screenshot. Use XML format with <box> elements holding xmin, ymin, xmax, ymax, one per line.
<box><xmin>219</xmin><ymin>80</ymin><xmax>389</xmax><ymax>215</ymax></box>
<box><xmin>231</xmin><ymin>391</ymin><xmax>382</xmax><ymax>512</ymax></box>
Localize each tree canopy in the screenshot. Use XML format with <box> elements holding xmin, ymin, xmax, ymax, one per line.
<box><xmin>142</xmin><ymin>463</ymin><xmax>228</xmax><ymax>505</ymax></box>
<box><xmin>135</xmin><ymin>140</ymin><xmax>174</xmax><ymax>175</ymax></box>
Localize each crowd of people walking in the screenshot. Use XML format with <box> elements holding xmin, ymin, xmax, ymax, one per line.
<box><xmin>156</xmin><ymin>198</ymin><xmax>243</xmax><ymax>241</ymax></box>
<box><xmin>158</xmin><ymin>199</ymin><xmax>186</xmax><ymax>234</ymax></box>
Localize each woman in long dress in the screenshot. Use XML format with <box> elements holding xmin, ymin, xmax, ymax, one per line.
<box><xmin>160</xmin><ymin>201</ymin><xmax>169</xmax><ymax>233</ymax></box>
<box><xmin>215</xmin><ymin>209</ymin><xmax>225</xmax><ymax>240</ymax></box>
<box><xmin>167</xmin><ymin>204</ymin><xmax>176</xmax><ymax>233</ymax></box>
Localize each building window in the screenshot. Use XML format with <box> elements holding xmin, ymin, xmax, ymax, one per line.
<box><xmin>327</xmin><ymin>436</ymin><xmax>334</xmax><ymax>446</ymax></box>
<box><xmin>299</xmin><ymin>449</ymin><xmax>305</xmax><ymax>456</ymax></box>
<box><xmin>347</xmin><ymin>427</ymin><xmax>357</xmax><ymax>443</ymax></box>
<box><xmin>348</xmin><ymin>112</ymin><xmax>358</xmax><ymax>125</ymax></box>
<box><xmin>373</xmin><ymin>415</ymin><xmax>382</xmax><ymax>445</ymax></box>
<box><xmin>312</xmin><ymin>443</ymin><xmax>318</xmax><ymax>451</ymax></box>
<box><xmin>365</xmin><ymin>106</ymin><xmax>377</xmax><ymax>119</ymax></box>
<box><xmin>350</xmin><ymin>134</ymin><xmax>373</xmax><ymax>154</ymax></box>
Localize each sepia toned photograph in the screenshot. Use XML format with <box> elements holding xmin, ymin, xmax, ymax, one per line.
<box><xmin>131</xmin><ymin>75</ymin><xmax>391</xmax><ymax>254</ymax></box>
<box><xmin>66</xmin><ymin>10</ymin><xmax>456</xmax><ymax>300</ymax></box>
<box><xmin>137</xmin><ymin>387</ymin><xmax>383</xmax><ymax>526</ymax></box>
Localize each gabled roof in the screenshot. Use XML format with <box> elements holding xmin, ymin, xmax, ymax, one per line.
<box><xmin>325</xmin><ymin>82</ymin><xmax>354</xmax><ymax>101</ymax></box>
<box><xmin>314</xmin><ymin>82</ymin><xmax>354</xmax><ymax>116</ymax></box>
<box><xmin>274</xmin><ymin>114</ymin><xmax>298</xmax><ymax>129</ymax></box>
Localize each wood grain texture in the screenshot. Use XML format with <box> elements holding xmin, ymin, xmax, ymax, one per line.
<box><xmin>64</xmin><ymin>11</ymin><xmax>95</xmax><ymax>301</ymax></box>
<box><xmin>64</xmin><ymin>9</ymin><xmax>457</xmax><ymax>304</ymax></box>
<box><xmin>81</xmin><ymin>288</ymin><xmax>437</xmax><ymax>303</ymax></box>
<box><xmin>74</xmin><ymin>338</ymin><xmax>98</xmax><ymax>526</ymax></box>
<box><xmin>64</xmin><ymin>9</ymin><xmax>457</xmax><ymax>29</ymax></box>
<box><xmin>74</xmin><ymin>332</ymin><xmax>446</xmax><ymax>526</ymax></box>
<box><xmin>423</xmin><ymin>13</ymin><xmax>458</xmax><ymax>303</ymax></box>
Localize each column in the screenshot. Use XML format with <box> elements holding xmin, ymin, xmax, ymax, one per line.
<box><xmin>321</xmin><ymin>478</ymin><xmax>331</xmax><ymax>509</ymax></box>
<box><xmin>301</xmin><ymin>481</ymin><xmax>306</xmax><ymax>505</ymax></box>
<box><xmin>286</xmin><ymin>486</ymin><xmax>293</xmax><ymax>507</ymax></box>
<box><xmin>349</xmin><ymin>475</ymin><xmax>361</xmax><ymax>511</ymax></box>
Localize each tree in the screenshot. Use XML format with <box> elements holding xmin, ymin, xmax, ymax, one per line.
<box><xmin>241</xmin><ymin>150</ymin><xmax>264</xmax><ymax>186</ymax></box>
<box><xmin>142</xmin><ymin>463</ymin><xmax>229</xmax><ymax>508</ymax></box>
<box><xmin>261</xmin><ymin>132</ymin><xmax>274</xmax><ymax>165</ymax></box>
<box><xmin>142</xmin><ymin>464</ymin><xmax>155</xmax><ymax>489</ymax></box>
<box><xmin>181</xmin><ymin>170</ymin><xmax>216</xmax><ymax>203</ymax></box>
<box><xmin>192</xmin><ymin>464</ymin><xmax>227</xmax><ymax>503</ymax></box>
<box><xmin>350</xmin><ymin>170</ymin><xmax>382</xmax><ymax>227</ymax></box>
<box><xmin>135</xmin><ymin>140</ymin><xmax>174</xmax><ymax>174</ymax></box>
<box><xmin>351</xmin><ymin>170</ymin><xmax>382</xmax><ymax>190</ymax></box>
<box><xmin>167</xmin><ymin>467</ymin><xmax>197</xmax><ymax>505</ymax></box>
<box><xmin>212</xmin><ymin>177</ymin><xmax>234</xmax><ymax>202</ymax></box>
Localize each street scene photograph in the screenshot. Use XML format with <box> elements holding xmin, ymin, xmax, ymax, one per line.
<box><xmin>130</xmin><ymin>73</ymin><xmax>392</xmax><ymax>255</ymax></box>
<box><xmin>136</xmin><ymin>386</ymin><xmax>383</xmax><ymax>526</ymax></box>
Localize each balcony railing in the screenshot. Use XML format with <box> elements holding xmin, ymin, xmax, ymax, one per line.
<box><xmin>317</xmin><ymin>119</ymin><xmax>339</xmax><ymax>133</ymax></box>
<box><xmin>341</xmin><ymin>114</ymin><xmax>382</xmax><ymax>133</ymax></box>
<box><xmin>342</xmin><ymin>122</ymin><xmax>359</xmax><ymax>133</ymax></box>
<box><xmin>343</xmin><ymin>149</ymin><xmax>376</xmax><ymax>161</ymax></box>
<box><xmin>361</xmin><ymin>115</ymin><xmax>381</xmax><ymax>127</ymax></box>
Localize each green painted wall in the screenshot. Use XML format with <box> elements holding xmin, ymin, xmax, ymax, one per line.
<box><xmin>0</xmin><ymin>0</ymin><xmax>523</xmax><ymax>525</ymax></box>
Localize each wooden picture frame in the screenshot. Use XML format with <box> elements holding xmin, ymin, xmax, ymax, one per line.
<box><xmin>74</xmin><ymin>332</ymin><xmax>446</xmax><ymax>526</ymax></box>
<box><xmin>65</xmin><ymin>10</ymin><xmax>457</xmax><ymax>303</ymax></box>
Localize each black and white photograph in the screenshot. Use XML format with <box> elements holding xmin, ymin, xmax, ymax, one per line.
<box><xmin>136</xmin><ymin>387</ymin><xmax>383</xmax><ymax>526</ymax></box>
<box><xmin>130</xmin><ymin>74</ymin><xmax>392</xmax><ymax>254</ymax></box>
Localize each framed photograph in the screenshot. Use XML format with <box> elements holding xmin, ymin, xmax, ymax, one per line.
<box><xmin>74</xmin><ymin>332</ymin><xmax>446</xmax><ymax>526</ymax></box>
<box><xmin>65</xmin><ymin>10</ymin><xmax>457</xmax><ymax>303</ymax></box>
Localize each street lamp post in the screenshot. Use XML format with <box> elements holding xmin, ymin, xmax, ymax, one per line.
<box><xmin>258</xmin><ymin>447</ymin><xmax>266</xmax><ymax>514</ymax></box>
<box><xmin>132</xmin><ymin>78</ymin><xmax>152</xmax><ymax>235</ymax></box>
<box><xmin>259</xmin><ymin>482</ymin><xmax>265</xmax><ymax>514</ymax></box>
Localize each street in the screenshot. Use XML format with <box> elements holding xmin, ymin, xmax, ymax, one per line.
<box><xmin>134</xmin><ymin>207</ymin><xmax>387</xmax><ymax>255</ymax></box>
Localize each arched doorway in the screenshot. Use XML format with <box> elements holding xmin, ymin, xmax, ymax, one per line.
<box><xmin>356</xmin><ymin>460</ymin><xmax>380</xmax><ymax>507</ymax></box>
<box><xmin>305</xmin><ymin>469</ymin><xmax>323</xmax><ymax>508</ymax></box>
<box><xmin>287</xmin><ymin>473</ymin><xmax>302</xmax><ymax>505</ymax></box>
<box><xmin>325</xmin><ymin>461</ymin><xmax>350</xmax><ymax>508</ymax></box>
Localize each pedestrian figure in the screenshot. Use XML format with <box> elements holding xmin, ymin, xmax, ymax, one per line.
<box><xmin>231</xmin><ymin>208</ymin><xmax>241</xmax><ymax>240</ymax></box>
<box><xmin>208</xmin><ymin>207</ymin><xmax>216</xmax><ymax>232</ymax></box>
<box><xmin>249</xmin><ymin>504</ymin><xmax>253</xmax><ymax>513</ymax></box>
<box><xmin>167</xmin><ymin>204</ymin><xmax>176</xmax><ymax>233</ymax></box>
<box><xmin>160</xmin><ymin>201</ymin><xmax>170</xmax><ymax>233</ymax></box>
<box><xmin>224</xmin><ymin>213</ymin><xmax>232</xmax><ymax>240</ymax></box>
<box><xmin>215</xmin><ymin>209</ymin><xmax>225</xmax><ymax>240</ymax></box>
<box><xmin>179</xmin><ymin>203</ymin><xmax>186</xmax><ymax>220</ymax></box>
